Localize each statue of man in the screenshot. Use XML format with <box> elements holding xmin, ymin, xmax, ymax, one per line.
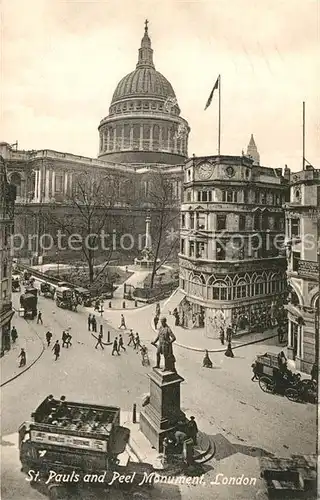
<box><xmin>151</xmin><ymin>317</ymin><xmax>176</xmax><ymax>372</ymax></box>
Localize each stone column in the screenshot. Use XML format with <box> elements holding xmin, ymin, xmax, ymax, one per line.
<box><xmin>37</xmin><ymin>169</ymin><xmax>42</xmax><ymax>202</ymax></box>
<box><xmin>68</xmin><ymin>172</ymin><xmax>73</xmax><ymax>195</ymax></box>
<box><xmin>113</xmin><ymin>127</ymin><xmax>117</xmax><ymax>150</ymax></box>
<box><xmin>149</xmin><ymin>125</ymin><xmax>153</xmax><ymax>150</ymax></box>
<box><xmin>287</xmin><ymin>320</ymin><xmax>292</xmax><ymax>347</ymax></box>
<box><xmin>139</xmin><ymin>125</ymin><xmax>143</xmax><ymax>150</ymax></box>
<box><xmin>45</xmin><ymin>168</ymin><xmax>50</xmax><ymax>201</ymax></box>
<box><xmin>297</xmin><ymin>325</ymin><xmax>302</xmax><ymax>358</ymax></box>
<box><xmin>167</xmin><ymin>129</ymin><xmax>171</xmax><ymax>151</ymax></box>
<box><xmin>51</xmin><ymin>170</ymin><xmax>56</xmax><ymax>198</ymax></box>
<box><xmin>33</xmin><ymin>170</ymin><xmax>38</xmax><ymax>202</ymax></box>
<box><xmin>173</xmin><ymin>134</ymin><xmax>178</xmax><ymax>153</ymax></box>
<box><xmin>159</xmin><ymin>126</ymin><xmax>163</xmax><ymax>150</ymax></box>
<box><xmin>64</xmin><ymin>172</ymin><xmax>68</xmax><ymax>195</ymax></box>
<box><xmin>129</xmin><ymin>125</ymin><xmax>134</xmax><ymax>149</ymax></box>
<box><xmin>121</xmin><ymin>125</ymin><xmax>125</xmax><ymax>149</ymax></box>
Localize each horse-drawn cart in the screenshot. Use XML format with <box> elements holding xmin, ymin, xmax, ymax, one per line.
<box><xmin>253</xmin><ymin>353</ymin><xmax>316</xmax><ymax>403</ymax></box>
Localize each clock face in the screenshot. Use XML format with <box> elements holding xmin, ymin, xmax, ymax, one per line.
<box><xmin>198</xmin><ymin>163</ymin><xmax>213</xmax><ymax>180</ymax></box>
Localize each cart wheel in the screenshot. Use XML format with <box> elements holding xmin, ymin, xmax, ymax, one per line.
<box><xmin>259</xmin><ymin>376</ymin><xmax>275</xmax><ymax>394</ymax></box>
<box><xmin>285</xmin><ymin>387</ymin><xmax>299</xmax><ymax>402</ymax></box>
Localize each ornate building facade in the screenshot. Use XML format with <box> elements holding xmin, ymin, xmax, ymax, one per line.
<box><xmin>1</xmin><ymin>22</ymin><xmax>187</xmax><ymax>263</ymax></box>
<box><xmin>177</xmin><ymin>152</ymin><xmax>289</xmax><ymax>335</ymax></box>
<box><xmin>285</xmin><ymin>167</ymin><xmax>320</xmax><ymax>373</ymax></box>
<box><xmin>0</xmin><ymin>156</ymin><xmax>16</xmax><ymax>354</ymax></box>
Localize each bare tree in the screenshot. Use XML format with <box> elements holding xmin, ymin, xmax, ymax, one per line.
<box><xmin>146</xmin><ymin>171</ymin><xmax>180</xmax><ymax>289</ymax></box>
<box><xmin>46</xmin><ymin>171</ymin><xmax>117</xmax><ymax>284</ymax></box>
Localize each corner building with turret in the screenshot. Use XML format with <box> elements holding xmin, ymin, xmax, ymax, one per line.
<box><xmin>177</xmin><ymin>154</ymin><xmax>290</xmax><ymax>335</ymax></box>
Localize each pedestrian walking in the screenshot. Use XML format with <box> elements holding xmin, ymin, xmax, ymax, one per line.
<box><xmin>11</xmin><ymin>326</ymin><xmax>18</xmax><ymax>343</ymax></box>
<box><xmin>251</xmin><ymin>360</ymin><xmax>259</xmax><ymax>381</ymax></box>
<box><xmin>94</xmin><ymin>300</ymin><xmax>100</xmax><ymax>312</ymax></box>
<box><xmin>66</xmin><ymin>333</ymin><xmax>72</xmax><ymax>347</ymax></box>
<box><xmin>52</xmin><ymin>340</ymin><xmax>60</xmax><ymax>361</ymax></box>
<box><xmin>18</xmin><ymin>348</ymin><xmax>26</xmax><ymax>367</ymax></box>
<box><xmin>224</xmin><ymin>342</ymin><xmax>234</xmax><ymax>358</ymax></box>
<box><xmin>219</xmin><ymin>327</ymin><xmax>225</xmax><ymax>345</ymax></box>
<box><xmin>119</xmin><ymin>314</ymin><xmax>126</xmax><ymax>329</ymax></box>
<box><xmin>128</xmin><ymin>330</ymin><xmax>135</xmax><ymax>346</ymax></box>
<box><xmin>91</xmin><ymin>315</ymin><xmax>97</xmax><ymax>333</ymax></box>
<box><xmin>62</xmin><ymin>331</ymin><xmax>69</xmax><ymax>348</ymax></box>
<box><xmin>112</xmin><ymin>337</ymin><xmax>120</xmax><ymax>355</ymax></box>
<box><xmin>186</xmin><ymin>416</ymin><xmax>198</xmax><ymax>445</ymax></box>
<box><xmin>202</xmin><ymin>349</ymin><xmax>213</xmax><ymax>368</ymax></box>
<box><xmin>88</xmin><ymin>314</ymin><xmax>92</xmax><ymax>331</ymax></box>
<box><xmin>154</xmin><ymin>315</ymin><xmax>159</xmax><ymax>329</ymax></box>
<box><xmin>45</xmin><ymin>330</ymin><xmax>52</xmax><ymax>347</ymax></box>
<box><xmin>226</xmin><ymin>325</ymin><xmax>233</xmax><ymax>343</ymax></box>
<box><xmin>118</xmin><ymin>334</ymin><xmax>126</xmax><ymax>352</ymax></box>
<box><xmin>156</xmin><ymin>302</ymin><xmax>160</xmax><ymax>317</ymax></box>
<box><xmin>95</xmin><ymin>332</ymin><xmax>104</xmax><ymax>349</ymax></box>
<box><xmin>37</xmin><ymin>311</ymin><xmax>43</xmax><ymax>324</ymax></box>
<box><xmin>134</xmin><ymin>332</ymin><xmax>141</xmax><ymax>350</ymax></box>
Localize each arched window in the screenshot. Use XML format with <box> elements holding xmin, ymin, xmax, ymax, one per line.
<box><xmin>253</xmin><ymin>276</ymin><xmax>265</xmax><ymax>296</ymax></box>
<box><xmin>210</xmin><ymin>280</ymin><xmax>231</xmax><ymax>301</ymax></box>
<box><xmin>234</xmin><ymin>278</ymin><xmax>249</xmax><ymax>299</ymax></box>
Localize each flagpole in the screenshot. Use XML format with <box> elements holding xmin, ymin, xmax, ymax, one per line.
<box><xmin>302</xmin><ymin>101</ymin><xmax>305</xmax><ymax>171</ymax></box>
<box><xmin>218</xmin><ymin>75</ymin><xmax>221</xmax><ymax>155</ymax></box>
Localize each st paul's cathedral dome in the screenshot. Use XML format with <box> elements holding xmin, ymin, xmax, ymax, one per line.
<box><xmin>98</xmin><ymin>21</ymin><xmax>190</xmax><ymax>165</ymax></box>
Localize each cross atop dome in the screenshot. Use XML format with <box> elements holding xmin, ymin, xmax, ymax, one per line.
<box><xmin>137</xmin><ymin>19</ymin><xmax>154</xmax><ymax>69</ymax></box>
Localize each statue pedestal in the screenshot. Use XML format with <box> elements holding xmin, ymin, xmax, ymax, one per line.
<box><xmin>140</xmin><ymin>368</ymin><xmax>185</xmax><ymax>452</ymax></box>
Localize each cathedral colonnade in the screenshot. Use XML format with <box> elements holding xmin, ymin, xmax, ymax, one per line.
<box><xmin>99</xmin><ymin>119</ymin><xmax>188</xmax><ymax>157</ymax></box>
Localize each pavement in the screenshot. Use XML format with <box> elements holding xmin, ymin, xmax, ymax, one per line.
<box><xmin>0</xmin><ymin>300</ymin><xmax>44</xmax><ymax>387</ymax></box>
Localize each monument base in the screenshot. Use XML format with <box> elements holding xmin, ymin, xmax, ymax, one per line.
<box><xmin>140</xmin><ymin>368</ymin><xmax>185</xmax><ymax>453</ymax></box>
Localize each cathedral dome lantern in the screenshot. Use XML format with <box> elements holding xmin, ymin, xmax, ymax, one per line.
<box><xmin>98</xmin><ymin>20</ymin><xmax>189</xmax><ymax>165</ymax></box>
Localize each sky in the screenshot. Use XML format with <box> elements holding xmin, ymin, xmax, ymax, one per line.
<box><xmin>1</xmin><ymin>0</ymin><xmax>319</xmax><ymax>171</ymax></box>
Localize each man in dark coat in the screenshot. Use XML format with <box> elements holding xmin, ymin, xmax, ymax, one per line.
<box><xmin>91</xmin><ymin>315</ymin><xmax>97</xmax><ymax>333</ymax></box>
<box><xmin>18</xmin><ymin>348</ymin><xmax>26</xmax><ymax>367</ymax></box>
<box><xmin>52</xmin><ymin>341</ymin><xmax>60</xmax><ymax>361</ymax></box>
<box><xmin>151</xmin><ymin>317</ymin><xmax>176</xmax><ymax>372</ymax></box>
<box><xmin>128</xmin><ymin>330</ymin><xmax>135</xmax><ymax>346</ymax></box>
<box><xmin>45</xmin><ymin>330</ymin><xmax>52</xmax><ymax>347</ymax></box>
<box><xmin>112</xmin><ymin>337</ymin><xmax>120</xmax><ymax>355</ymax></box>
<box><xmin>88</xmin><ymin>314</ymin><xmax>92</xmax><ymax>331</ymax></box>
<box><xmin>186</xmin><ymin>416</ymin><xmax>198</xmax><ymax>445</ymax></box>
<box><xmin>95</xmin><ymin>332</ymin><xmax>104</xmax><ymax>350</ymax></box>
<box><xmin>37</xmin><ymin>311</ymin><xmax>43</xmax><ymax>325</ymax></box>
<box><xmin>11</xmin><ymin>326</ymin><xmax>18</xmax><ymax>343</ymax></box>
<box><xmin>118</xmin><ymin>334</ymin><xmax>126</xmax><ymax>352</ymax></box>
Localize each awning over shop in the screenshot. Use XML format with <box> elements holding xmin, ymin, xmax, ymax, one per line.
<box><xmin>162</xmin><ymin>288</ymin><xmax>186</xmax><ymax>315</ymax></box>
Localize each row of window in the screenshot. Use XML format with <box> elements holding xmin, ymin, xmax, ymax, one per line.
<box><xmin>184</xmin><ymin>188</ymin><xmax>284</xmax><ymax>206</ymax></box>
<box><xmin>181</xmin><ymin>278</ymin><xmax>286</xmax><ymax>300</ymax></box>
<box><xmin>109</xmin><ymin>100</ymin><xmax>179</xmax><ymax>115</ymax></box>
<box><xmin>180</xmin><ymin>237</ymin><xmax>281</xmax><ymax>260</ymax></box>
<box><xmin>181</xmin><ymin>212</ymin><xmax>284</xmax><ymax>232</ymax></box>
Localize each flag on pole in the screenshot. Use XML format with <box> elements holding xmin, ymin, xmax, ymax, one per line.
<box><xmin>204</xmin><ymin>76</ymin><xmax>220</xmax><ymax>110</ymax></box>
